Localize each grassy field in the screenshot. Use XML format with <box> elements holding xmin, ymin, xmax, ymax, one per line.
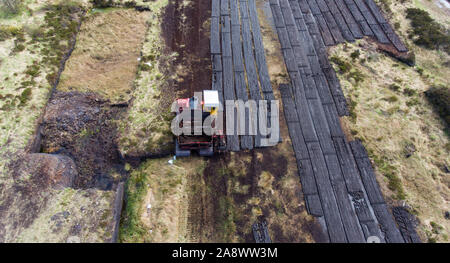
<box><xmin>116</xmin><ymin>0</ymin><xmax>175</xmax><ymax>158</ymax></box>
<box><xmin>119</xmin><ymin>157</ymin><xmax>196</xmax><ymax>243</ymax></box>
<box><xmin>14</xmin><ymin>187</ymin><xmax>117</xmax><ymax>242</ymax></box>
<box><xmin>58</xmin><ymin>8</ymin><xmax>149</xmax><ymax>103</ymax></box>
<box><xmin>331</xmin><ymin>0</ymin><xmax>449</xmax><ymax>242</ymax></box>
<box><xmin>0</xmin><ymin>0</ymin><xmax>152</xmax><ymax>242</ymax></box>
<box><xmin>0</xmin><ymin>0</ymin><xmax>65</xmax><ymax>174</ymax></box>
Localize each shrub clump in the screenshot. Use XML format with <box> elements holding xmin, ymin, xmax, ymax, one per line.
<box><xmin>348</xmin><ymin>69</ymin><xmax>365</xmax><ymax>84</ymax></box>
<box><xmin>347</xmin><ymin>97</ymin><xmax>358</xmax><ymax>123</ymax></box>
<box><xmin>425</xmin><ymin>85</ymin><xmax>450</xmax><ymax>129</ymax></box>
<box><xmin>39</xmin><ymin>2</ymin><xmax>84</xmax><ymax>86</ymax></box>
<box><xmin>406</xmin><ymin>98</ymin><xmax>420</xmax><ymax>107</ymax></box>
<box><xmin>403</xmin><ymin>87</ymin><xmax>417</xmax><ymax>97</ymax></box>
<box><xmin>91</xmin><ymin>0</ymin><xmax>115</xmax><ymax>8</ymax></box>
<box><xmin>0</xmin><ymin>25</ymin><xmax>26</xmax><ymax>54</ymax></box>
<box><xmin>0</xmin><ymin>25</ymin><xmax>23</xmax><ymax>41</ymax></box>
<box><xmin>406</xmin><ymin>8</ymin><xmax>450</xmax><ymax>54</ymax></box>
<box><xmin>389</xmin><ymin>83</ymin><xmax>401</xmax><ymax>92</ymax></box>
<box><xmin>384</xmin><ymin>95</ymin><xmax>399</xmax><ymax>103</ymax></box>
<box><xmin>331</xmin><ymin>55</ymin><xmax>365</xmax><ymax>84</ymax></box>
<box><xmin>25</xmin><ymin>63</ymin><xmax>40</xmax><ymax>78</ymax></box>
<box><xmin>377</xmin><ymin>0</ymin><xmax>392</xmax><ymax>14</ymax></box>
<box><xmin>350</xmin><ymin>49</ymin><xmax>360</xmax><ymax>60</ymax></box>
<box><xmin>18</xmin><ymin>88</ymin><xmax>32</xmax><ymax>105</ymax></box>
<box><xmin>330</xmin><ymin>55</ymin><xmax>352</xmax><ymax>74</ymax></box>
<box><xmin>24</xmin><ymin>24</ymin><xmax>45</xmax><ymax>40</ymax></box>
<box><xmin>124</xmin><ymin>1</ymin><xmax>137</xmax><ymax>8</ymax></box>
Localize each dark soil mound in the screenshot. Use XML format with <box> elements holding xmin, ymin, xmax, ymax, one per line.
<box><xmin>40</xmin><ymin>91</ymin><xmax>126</xmax><ymax>190</ymax></box>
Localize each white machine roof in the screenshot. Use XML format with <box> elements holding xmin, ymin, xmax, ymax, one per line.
<box><xmin>203</xmin><ymin>90</ymin><xmax>220</xmax><ymax>107</ymax></box>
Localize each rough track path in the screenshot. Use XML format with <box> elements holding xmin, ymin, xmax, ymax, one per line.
<box><xmin>270</xmin><ymin>0</ymin><xmax>407</xmax><ymax>242</ymax></box>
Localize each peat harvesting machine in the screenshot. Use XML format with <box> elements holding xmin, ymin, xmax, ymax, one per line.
<box><xmin>174</xmin><ymin>90</ymin><xmax>226</xmax><ymax>157</ymax></box>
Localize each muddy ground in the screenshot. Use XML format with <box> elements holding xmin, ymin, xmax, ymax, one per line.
<box><xmin>186</xmin><ymin>149</ymin><xmax>326</xmax><ymax>242</ymax></box>
<box><xmin>162</xmin><ymin>0</ymin><xmax>212</xmax><ymax>97</ymax></box>
<box><xmin>40</xmin><ymin>91</ymin><xmax>126</xmax><ymax>190</ymax></box>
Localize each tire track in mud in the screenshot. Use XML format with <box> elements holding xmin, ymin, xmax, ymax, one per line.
<box><xmin>162</xmin><ymin>0</ymin><xmax>212</xmax><ymax>97</ymax></box>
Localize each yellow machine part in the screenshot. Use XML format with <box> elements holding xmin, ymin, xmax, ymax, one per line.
<box><xmin>203</xmin><ymin>105</ymin><xmax>218</xmax><ymax>115</ymax></box>
<box><xmin>210</xmin><ymin>107</ymin><xmax>217</xmax><ymax>115</ymax></box>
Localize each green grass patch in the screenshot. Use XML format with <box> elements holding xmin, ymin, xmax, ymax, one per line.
<box><xmin>384</xmin><ymin>95</ymin><xmax>399</xmax><ymax>103</ymax></box>
<box><xmin>347</xmin><ymin>96</ymin><xmax>358</xmax><ymax>123</ymax></box>
<box><xmin>117</xmin><ymin>0</ymin><xmax>174</xmax><ymax>157</ymax></box>
<box><xmin>406</xmin><ymin>97</ymin><xmax>420</xmax><ymax>107</ymax></box>
<box><xmin>18</xmin><ymin>88</ymin><xmax>32</xmax><ymax>105</ymax></box>
<box><xmin>39</xmin><ymin>1</ymin><xmax>84</xmax><ymax>86</ymax></box>
<box><xmin>216</xmin><ymin>195</ymin><xmax>237</xmax><ymax>242</ymax></box>
<box><xmin>350</xmin><ymin>49</ymin><xmax>360</xmax><ymax>60</ymax></box>
<box><xmin>371</xmin><ymin>154</ymin><xmax>406</xmax><ymax>200</ymax></box>
<box><xmin>331</xmin><ymin>55</ymin><xmax>365</xmax><ymax>84</ymax></box>
<box><xmin>0</xmin><ymin>25</ymin><xmax>23</xmax><ymax>41</ymax></box>
<box><xmin>119</xmin><ymin>168</ymin><xmax>149</xmax><ymax>242</ymax></box>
